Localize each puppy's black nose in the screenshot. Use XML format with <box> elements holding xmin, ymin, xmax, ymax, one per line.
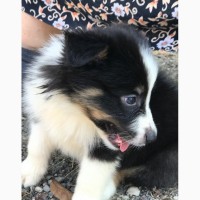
<box><xmin>145</xmin><ymin>129</ymin><xmax>157</xmax><ymax>144</ymax></box>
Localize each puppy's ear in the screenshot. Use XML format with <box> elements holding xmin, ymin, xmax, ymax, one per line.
<box><xmin>65</xmin><ymin>30</ymin><xmax>108</xmax><ymax>66</ymax></box>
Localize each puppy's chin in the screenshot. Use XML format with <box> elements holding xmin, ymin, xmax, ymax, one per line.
<box><xmin>129</xmin><ymin>131</ymin><xmax>157</xmax><ymax>147</ymax></box>
<box><xmin>130</xmin><ymin>139</ymin><xmax>146</xmax><ymax>147</ymax></box>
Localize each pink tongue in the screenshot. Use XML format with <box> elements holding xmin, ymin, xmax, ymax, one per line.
<box><xmin>119</xmin><ymin>141</ymin><xmax>129</xmax><ymax>152</ymax></box>
<box><xmin>114</xmin><ymin>134</ymin><xmax>129</xmax><ymax>152</ymax></box>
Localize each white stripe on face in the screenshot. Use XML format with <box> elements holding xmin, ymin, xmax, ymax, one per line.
<box><xmin>129</xmin><ymin>48</ymin><xmax>158</xmax><ymax>146</ymax></box>
<box><xmin>141</xmin><ymin>48</ymin><xmax>159</xmax><ymax>110</ymax></box>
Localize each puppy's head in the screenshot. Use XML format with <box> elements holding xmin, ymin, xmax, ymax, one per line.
<box><xmin>41</xmin><ymin>25</ymin><xmax>158</xmax><ymax>151</ymax></box>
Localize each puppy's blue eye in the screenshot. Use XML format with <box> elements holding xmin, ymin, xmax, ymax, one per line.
<box><xmin>122</xmin><ymin>95</ymin><xmax>137</xmax><ymax>106</ymax></box>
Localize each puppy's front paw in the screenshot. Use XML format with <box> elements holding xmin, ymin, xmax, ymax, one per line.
<box><xmin>21</xmin><ymin>158</ymin><xmax>46</xmax><ymax>187</ymax></box>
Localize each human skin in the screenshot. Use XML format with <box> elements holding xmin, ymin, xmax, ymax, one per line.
<box><xmin>22</xmin><ymin>12</ymin><xmax>62</xmax><ymax>50</ymax></box>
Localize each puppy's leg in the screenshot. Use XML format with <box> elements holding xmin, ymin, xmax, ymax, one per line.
<box><xmin>103</xmin><ymin>178</ymin><xmax>117</xmax><ymax>200</ymax></box>
<box><xmin>72</xmin><ymin>156</ymin><xmax>118</xmax><ymax>200</ymax></box>
<box><xmin>22</xmin><ymin>122</ymin><xmax>54</xmax><ymax>187</ymax></box>
<box><xmin>121</xmin><ymin>144</ymin><xmax>178</xmax><ymax>187</ymax></box>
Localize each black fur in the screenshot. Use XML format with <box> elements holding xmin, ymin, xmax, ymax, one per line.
<box><xmin>89</xmin><ymin>140</ymin><xmax>119</xmax><ymax>162</ymax></box>
<box><xmin>40</xmin><ymin>26</ymin><xmax>148</xmax><ymax>96</ymax></box>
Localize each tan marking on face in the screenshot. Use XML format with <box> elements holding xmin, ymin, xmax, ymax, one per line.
<box><xmin>88</xmin><ymin>107</ymin><xmax>111</xmax><ymax>120</ymax></box>
<box><xmin>72</xmin><ymin>89</ymin><xmax>118</xmax><ymax>127</ymax></box>
<box><xmin>135</xmin><ymin>86</ymin><xmax>145</xmax><ymax>95</ymax></box>
<box><xmin>71</xmin><ymin>88</ymin><xmax>113</xmax><ymax>122</ymax></box>
<box><xmin>79</xmin><ymin>88</ymin><xmax>104</xmax><ymax>98</ymax></box>
<box><xmin>87</xmin><ymin>106</ymin><xmax>121</xmax><ymax>131</ymax></box>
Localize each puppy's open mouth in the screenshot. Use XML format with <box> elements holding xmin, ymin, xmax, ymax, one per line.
<box><xmin>94</xmin><ymin>120</ymin><xmax>130</xmax><ymax>152</ymax></box>
<box><xmin>108</xmin><ymin>134</ymin><xmax>130</xmax><ymax>152</ymax></box>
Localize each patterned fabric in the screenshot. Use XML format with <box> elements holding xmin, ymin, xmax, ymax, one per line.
<box><xmin>22</xmin><ymin>0</ymin><xmax>178</xmax><ymax>52</ymax></box>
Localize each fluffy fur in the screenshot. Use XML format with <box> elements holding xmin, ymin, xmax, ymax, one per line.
<box><xmin>22</xmin><ymin>25</ymin><xmax>178</xmax><ymax>200</ymax></box>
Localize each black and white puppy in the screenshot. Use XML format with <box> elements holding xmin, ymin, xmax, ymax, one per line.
<box><xmin>22</xmin><ymin>25</ymin><xmax>178</xmax><ymax>200</ymax></box>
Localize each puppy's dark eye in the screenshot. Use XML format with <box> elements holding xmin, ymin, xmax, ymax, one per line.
<box><xmin>121</xmin><ymin>95</ymin><xmax>137</xmax><ymax>106</ymax></box>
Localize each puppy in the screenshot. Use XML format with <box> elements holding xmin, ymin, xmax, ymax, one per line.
<box><xmin>22</xmin><ymin>25</ymin><xmax>178</xmax><ymax>200</ymax></box>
